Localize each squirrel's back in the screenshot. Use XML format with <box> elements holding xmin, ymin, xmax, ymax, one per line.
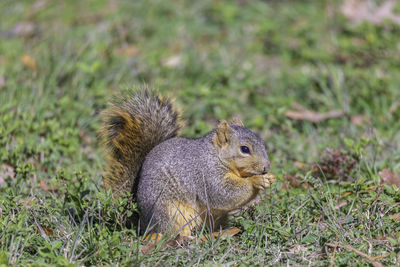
<box><xmin>99</xmin><ymin>89</ymin><xmax>182</xmax><ymax>195</ymax></box>
<box><xmin>137</xmin><ymin>134</ymin><xmax>218</xmax><ymax>199</ymax></box>
<box><xmin>137</xmin><ymin>134</ymin><xmax>221</xmax><ymax>233</ymax></box>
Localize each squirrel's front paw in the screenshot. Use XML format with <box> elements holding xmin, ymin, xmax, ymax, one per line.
<box><xmin>251</xmin><ymin>173</ymin><xmax>276</xmax><ymax>190</ymax></box>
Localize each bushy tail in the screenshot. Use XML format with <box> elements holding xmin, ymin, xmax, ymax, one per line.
<box><xmin>99</xmin><ymin>89</ymin><xmax>182</xmax><ymax>196</ymax></box>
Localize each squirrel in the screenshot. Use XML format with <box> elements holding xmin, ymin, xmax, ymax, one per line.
<box><xmin>99</xmin><ymin>88</ymin><xmax>275</xmax><ymax>236</ymax></box>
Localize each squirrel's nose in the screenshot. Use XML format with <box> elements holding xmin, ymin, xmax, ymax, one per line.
<box><xmin>262</xmin><ymin>162</ymin><xmax>270</xmax><ymax>174</ymax></box>
<box><xmin>262</xmin><ymin>166</ymin><xmax>268</xmax><ymax>174</ymax></box>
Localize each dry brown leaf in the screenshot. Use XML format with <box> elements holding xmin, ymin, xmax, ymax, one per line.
<box><xmin>205</xmin><ymin>227</ymin><xmax>241</xmax><ymax>242</ymax></box>
<box><xmin>39</xmin><ymin>180</ymin><xmax>58</xmax><ymax>192</ymax></box>
<box><xmin>115</xmin><ymin>44</ymin><xmax>139</xmax><ymax>58</ymax></box>
<box><xmin>334</xmin><ymin>200</ymin><xmax>348</xmax><ymax>210</ymax></box>
<box><xmin>141</xmin><ymin>233</ymin><xmax>167</xmax><ymax>254</ymax></box>
<box><xmin>379</xmin><ymin>169</ymin><xmax>400</xmax><ymax>187</ymax></box>
<box><xmin>141</xmin><ymin>227</ymin><xmax>241</xmax><ymax>254</ymax></box>
<box><xmin>342</xmin><ymin>0</ymin><xmax>400</xmax><ymax>26</ymax></box>
<box><xmin>294</xmin><ymin>161</ymin><xmax>308</xmax><ymax>169</ymax></box>
<box><xmin>141</xmin><ymin>233</ymin><xmax>196</xmax><ymax>254</ymax></box>
<box><xmin>282</xmin><ymin>175</ymin><xmax>311</xmax><ymax>190</ymax></box>
<box><xmin>21</xmin><ymin>54</ymin><xmax>37</xmax><ymax>73</ymax></box>
<box><xmin>389</xmin><ymin>213</ymin><xmax>400</xmax><ymax>221</ymax></box>
<box><xmin>19</xmin><ymin>197</ymin><xmax>38</xmax><ymax>209</ymax></box>
<box><xmin>365</xmin><ymin>185</ymin><xmax>376</xmax><ymax>191</ymax></box>
<box><xmin>312</xmin><ymin>148</ymin><xmax>357</xmax><ymax>180</ymax></box>
<box><xmin>36</xmin><ymin>226</ymin><xmax>54</xmax><ymax>237</ymax></box>
<box><xmin>375</xmin><ymin>233</ymin><xmax>400</xmax><ymax>241</ymax></box>
<box><xmin>341</xmin><ymin>192</ymin><xmax>352</xmax><ymax>198</ymax></box>
<box><xmin>285</xmin><ymin>105</ymin><xmax>344</xmax><ymax>123</ymax></box>
<box><xmin>140</xmin><ymin>241</ymin><xmax>156</xmax><ymax>255</ymax></box>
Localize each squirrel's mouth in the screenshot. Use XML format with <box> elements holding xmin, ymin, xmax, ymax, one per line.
<box><xmin>226</xmin><ymin>160</ymin><xmax>265</xmax><ymax>178</ymax></box>
<box><xmin>238</xmin><ymin>169</ymin><xmax>264</xmax><ymax>178</ymax></box>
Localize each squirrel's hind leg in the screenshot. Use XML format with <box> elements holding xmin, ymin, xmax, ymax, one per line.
<box><xmin>164</xmin><ymin>200</ymin><xmax>203</xmax><ymax>236</ymax></box>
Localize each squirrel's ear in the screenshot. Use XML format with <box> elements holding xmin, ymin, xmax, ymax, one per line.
<box><xmin>213</xmin><ymin>120</ymin><xmax>233</xmax><ymax>147</ymax></box>
<box><xmin>231</xmin><ymin>117</ymin><xmax>244</xmax><ymax>127</ymax></box>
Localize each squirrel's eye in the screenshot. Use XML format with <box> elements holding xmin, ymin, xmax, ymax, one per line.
<box><xmin>240</xmin><ymin>146</ymin><xmax>250</xmax><ymax>154</ymax></box>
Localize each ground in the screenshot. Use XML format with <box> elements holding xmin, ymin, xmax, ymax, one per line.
<box><xmin>1</xmin><ymin>0</ymin><xmax>400</xmax><ymax>265</ymax></box>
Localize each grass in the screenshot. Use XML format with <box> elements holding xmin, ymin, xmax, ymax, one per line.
<box><xmin>1</xmin><ymin>0</ymin><xmax>400</xmax><ymax>265</ymax></box>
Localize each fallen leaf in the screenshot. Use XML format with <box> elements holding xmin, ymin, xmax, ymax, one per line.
<box><xmin>282</xmin><ymin>175</ymin><xmax>311</xmax><ymax>190</ymax></box>
<box><xmin>294</xmin><ymin>161</ymin><xmax>308</xmax><ymax>169</ymax></box>
<box><xmin>19</xmin><ymin>197</ymin><xmax>38</xmax><ymax>209</ymax></box>
<box><xmin>141</xmin><ymin>227</ymin><xmax>241</xmax><ymax>254</ymax></box>
<box><xmin>365</xmin><ymin>185</ymin><xmax>376</xmax><ymax>191</ymax></box>
<box><xmin>342</xmin><ymin>0</ymin><xmax>400</xmax><ymax>26</ymax></box>
<box><xmin>140</xmin><ymin>243</ymin><xmax>155</xmax><ymax>255</ymax></box>
<box><xmin>334</xmin><ymin>200</ymin><xmax>348</xmax><ymax>210</ymax></box>
<box><xmin>341</xmin><ymin>192</ymin><xmax>352</xmax><ymax>198</ymax></box>
<box><xmin>21</xmin><ymin>54</ymin><xmax>37</xmax><ymax>73</ymax></box>
<box><xmin>389</xmin><ymin>213</ymin><xmax>400</xmax><ymax>221</ymax></box>
<box><xmin>285</xmin><ymin>104</ymin><xmax>344</xmax><ymax>123</ymax></box>
<box><xmin>375</xmin><ymin>233</ymin><xmax>400</xmax><ymax>241</ymax></box>
<box><xmin>379</xmin><ymin>169</ymin><xmax>400</xmax><ymax>187</ymax></box>
<box><xmin>35</xmin><ymin>226</ymin><xmax>53</xmax><ymax>237</ymax></box>
<box><xmin>115</xmin><ymin>44</ymin><xmax>139</xmax><ymax>57</ymax></box>
<box><xmin>203</xmin><ymin>227</ymin><xmax>241</xmax><ymax>242</ymax></box>
<box><xmin>312</xmin><ymin>148</ymin><xmax>358</xmax><ymax>180</ymax></box>
<box><xmin>39</xmin><ymin>180</ymin><xmax>58</xmax><ymax>192</ymax></box>
<box><xmin>141</xmin><ymin>233</ymin><xmax>166</xmax><ymax>254</ymax></box>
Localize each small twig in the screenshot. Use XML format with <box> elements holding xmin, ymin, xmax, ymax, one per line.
<box><xmin>325</xmin><ymin>243</ymin><xmax>385</xmax><ymax>267</ymax></box>
<box><xmin>33</xmin><ymin>216</ymin><xmax>50</xmax><ymax>242</ymax></box>
<box><xmin>370</xmin><ymin>253</ymin><xmax>391</xmax><ymax>261</ymax></box>
<box><xmin>330</xmin><ymin>243</ymin><xmax>337</xmax><ymax>267</ymax></box>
